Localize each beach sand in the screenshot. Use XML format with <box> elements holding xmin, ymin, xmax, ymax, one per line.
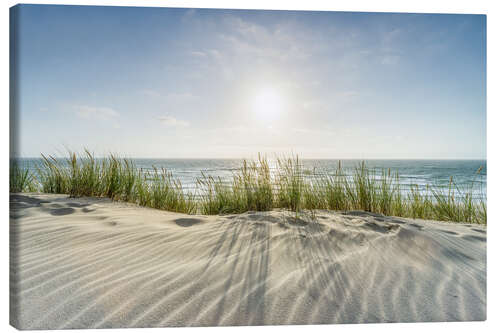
<box><xmin>10</xmin><ymin>193</ymin><xmax>486</xmax><ymax>329</ymax></box>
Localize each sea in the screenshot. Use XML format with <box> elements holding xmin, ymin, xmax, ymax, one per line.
<box><xmin>17</xmin><ymin>158</ymin><xmax>487</xmax><ymax>201</ymax></box>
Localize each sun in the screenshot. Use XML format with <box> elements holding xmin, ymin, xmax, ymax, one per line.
<box><xmin>253</xmin><ymin>87</ymin><xmax>284</xmax><ymax>120</ymax></box>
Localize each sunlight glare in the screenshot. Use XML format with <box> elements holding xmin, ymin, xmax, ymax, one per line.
<box><xmin>253</xmin><ymin>87</ymin><xmax>284</xmax><ymax>120</ymax></box>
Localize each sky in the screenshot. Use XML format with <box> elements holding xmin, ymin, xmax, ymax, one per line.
<box><xmin>12</xmin><ymin>4</ymin><xmax>486</xmax><ymax>159</ymax></box>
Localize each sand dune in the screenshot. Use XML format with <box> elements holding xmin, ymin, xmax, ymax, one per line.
<box><xmin>9</xmin><ymin>193</ymin><xmax>486</xmax><ymax>329</ymax></box>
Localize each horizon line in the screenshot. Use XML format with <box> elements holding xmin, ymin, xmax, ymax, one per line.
<box><xmin>13</xmin><ymin>156</ymin><xmax>487</xmax><ymax>161</ymax></box>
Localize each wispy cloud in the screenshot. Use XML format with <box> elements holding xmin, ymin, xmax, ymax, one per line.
<box><xmin>139</xmin><ymin>90</ymin><xmax>199</xmax><ymax>102</ymax></box>
<box><xmin>73</xmin><ymin>105</ymin><xmax>119</xmax><ymax>121</ymax></box>
<box><xmin>139</xmin><ymin>89</ymin><xmax>162</xmax><ymax>97</ymax></box>
<box><xmin>189</xmin><ymin>49</ymin><xmax>222</xmax><ymax>60</ymax></box>
<box><xmin>158</xmin><ymin>114</ymin><xmax>190</xmax><ymax>128</ymax></box>
<box><xmin>218</xmin><ymin>16</ymin><xmax>312</xmax><ymax>62</ymax></box>
<box><xmin>165</xmin><ymin>92</ymin><xmax>198</xmax><ymax>101</ymax></box>
<box><xmin>189</xmin><ymin>50</ymin><xmax>207</xmax><ymax>57</ymax></box>
<box><xmin>380</xmin><ymin>54</ymin><xmax>401</xmax><ymax>65</ymax></box>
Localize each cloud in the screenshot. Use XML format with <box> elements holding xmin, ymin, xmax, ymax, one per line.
<box><xmin>208</xmin><ymin>49</ymin><xmax>221</xmax><ymax>59</ymax></box>
<box><xmin>338</xmin><ymin>90</ymin><xmax>359</xmax><ymax>97</ymax></box>
<box><xmin>165</xmin><ymin>92</ymin><xmax>198</xmax><ymax>101</ymax></box>
<box><xmin>189</xmin><ymin>51</ymin><xmax>207</xmax><ymax>57</ymax></box>
<box><xmin>382</xmin><ymin>28</ymin><xmax>402</xmax><ymax>44</ymax></box>
<box><xmin>189</xmin><ymin>48</ymin><xmax>222</xmax><ymax>61</ymax></box>
<box><xmin>74</xmin><ymin>105</ymin><xmax>119</xmax><ymax>121</ymax></box>
<box><xmin>218</xmin><ymin>16</ymin><xmax>312</xmax><ymax>63</ymax></box>
<box><xmin>139</xmin><ymin>90</ymin><xmax>199</xmax><ymax>103</ymax></box>
<box><xmin>158</xmin><ymin>114</ymin><xmax>190</xmax><ymax>128</ymax></box>
<box><xmin>139</xmin><ymin>89</ymin><xmax>161</xmax><ymax>97</ymax></box>
<box><xmin>381</xmin><ymin>55</ymin><xmax>400</xmax><ymax>65</ymax></box>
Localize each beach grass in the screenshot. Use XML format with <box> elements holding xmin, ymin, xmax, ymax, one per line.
<box><xmin>10</xmin><ymin>151</ymin><xmax>487</xmax><ymax>224</ymax></box>
<box><xmin>276</xmin><ymin>155</ymin><xmax>304</xmax><ymax>213</ymax></box>
<box><xmin>10</xmin><ymin>160</ymin><xmax>36</xmax><ymax>193</ymax></box>
<box><xmin>143</xmin><ymin>166</ymin><xmax>196</xmax><ymax>214</ymax></box>
<box><xmin>196</xmin><ymin>154</ymin><xmax>274</xmax><ymax>214</ymax></box>
<box><xmin>19</xmin><ymin>151</ymin><xmax>196</xmax><ymax>214</ymax></box>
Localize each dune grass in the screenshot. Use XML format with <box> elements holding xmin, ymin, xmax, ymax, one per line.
<box><xmin>197</xmin><ymin>155</ymin><xmax>274</xmax><ymax>214</ymax></box>
<box><xmin>10</xmin><ymin>160</ymin><xmax>36</xmax><ymax>193</ymax></box>
<box><xmin>143</xmin><ymin>166</ymin><xmax>196</xmax><ymax>214</ymax></box>
<box><xmin>9</xmin><ymin>151</ymin><xmax>487</xmax><ymax>224</ymax></box>
<box><xmin>15</xmin><ymin>151</ymin><xmax>196</xmax><ymax>214</ymax></box>
<box><xmin>276</xmin><ymin>155</ymin><xmax>304</xmax><ymax>213</ymax></box>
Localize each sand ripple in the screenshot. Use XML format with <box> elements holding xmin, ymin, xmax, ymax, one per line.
<box><xmin>10</xmin><ymin>194</ymin><xmax>486</xmax><ymax>329</ymax></box>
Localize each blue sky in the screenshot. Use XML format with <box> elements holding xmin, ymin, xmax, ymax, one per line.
<box><xmin>13</xmin><ymin>4</ymin><xmax>486</xmax><ymax>158</ymax></box>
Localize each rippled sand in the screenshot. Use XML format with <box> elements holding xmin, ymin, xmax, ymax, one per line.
<box><xmin>10</xmin><ymin>193</ymin><xmax>486</xmax><ymax>329</ymax></box>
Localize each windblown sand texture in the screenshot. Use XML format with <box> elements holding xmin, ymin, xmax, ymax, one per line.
<box><xmin>10</xmin><ymin>194</ymin><xmax>486</xmax><ymax>329</ymax></box>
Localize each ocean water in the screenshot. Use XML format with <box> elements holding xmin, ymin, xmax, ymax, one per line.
<box><xmin>18</xmin><ymin>158</ymin><xmax>487</xmax><ymax>200</ymax></box>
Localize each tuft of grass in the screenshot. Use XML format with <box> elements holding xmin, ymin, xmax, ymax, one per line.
<box><xmin>67</xmin><ymin>150</ymin><xmax>101</xmax><ymax>197</ymax></box>
<box><xmin>30</xmin><ymin>151</ymin><xmax>196</xmax><ymax>214</ymax></box>
<box><xmin>428</xmin><ymin>173</ymin><xmax>486</xmax><ymax>224</ymax></box>
<box><xmin>146</xmin><ymin>167</ymin><xmax>196</xmax><ymax>213</ymax></box>
<box><xmin>196</xmin><ymin>155</ymin><xmax>274</xmax><ymax>214</ymax></box>
<box><xmin>133</xmin><ymin>168</ymin><xmax>151</xmax><ymax>207</ymax></box>
<box><xmin>353</xmin><ymin>162</ymin><xmax>376</xmax><ymax>212</ymax></box>
<box><xmin>429</xmin><ymin>177</ymin><xmax>461</xmax><ymax>222</ymax></box>
<box><xmin>37</xmin><ymin>154</ymin><xmax>70</xmax><ymax>194</ymax></box>
<box><xmin>276</xmin><ymin>155</ymin><xmax>304</xmax><ymax>213</ymax></box>
<box><xmin>10</xmin><ymin>160</ymin><xmax>36</xmax><ymax>193</ymax></box>
<box><xmin>375</xmin><ymin>168</ymin><xmax>395</xmax><ymax>215</ymax></box>
<box><xmin>241</xmin><ymin>155</ymin><xmax>274</xmax><ymax>211</ymax></box>
<box><xmin>391</xmin><ymin>172</ymin><xmax>405</xmax><ymax>218</ymax></box>
<box><xmin>303</xmin><ymin>178</ymin><xmax>326</xmax><ymax>211</ymax></box>
<box><xmin>321</xmin><ymin>161</ymin><xmax>349</xmax><ymax>211</ymax></box>
<box><xmin>408</xmin><ymin>184</ymin><xmax>431</xmax><ymax>219</ymax></box>
<box><xmin>10</xmin><ymin>150</ymin><xmax>487</xmax><ymax>224</ymax></box>
<box><xmin>196</xmin><ymin>173</ymin><xmax>236</xmax><ymax>214</ymax></box>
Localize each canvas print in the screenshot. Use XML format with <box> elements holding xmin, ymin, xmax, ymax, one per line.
<box><xmin>9</xmin><ymin>4</ymin><xmax>486</xmax><ymax>330</ymax></box>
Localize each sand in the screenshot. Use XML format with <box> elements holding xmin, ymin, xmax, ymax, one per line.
<box><xmin>9</xmin><ymin>193</ymin><xmax>486</xmax><ymax>329</ymax></box>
